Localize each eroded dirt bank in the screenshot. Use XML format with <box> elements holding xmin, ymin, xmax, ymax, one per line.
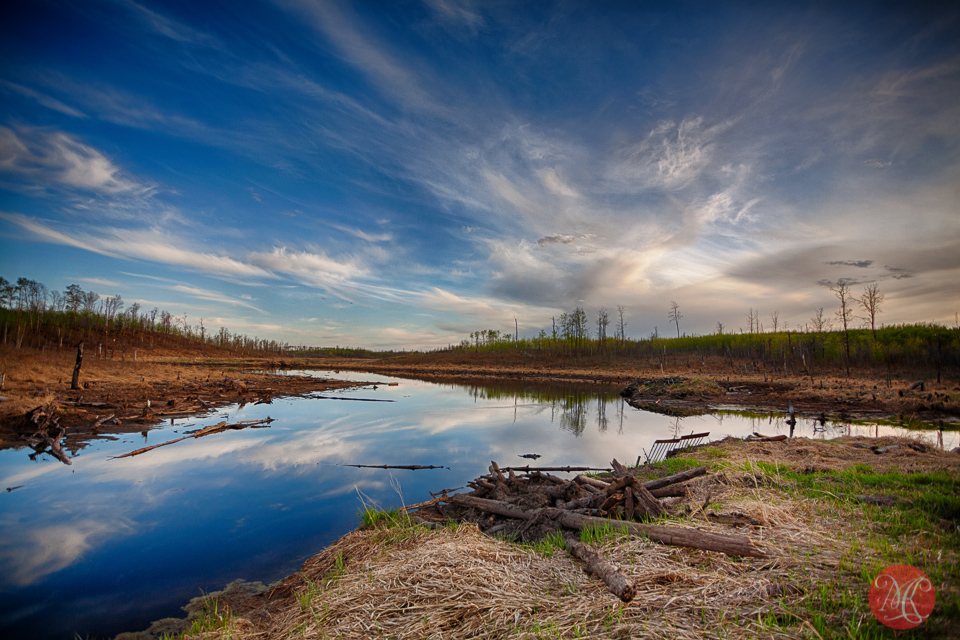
<box><xmin>0</xmin><ymin>350</ymin><xmax>373</xmax><ymax>454</ymax></box>
<box><xmin>299</xmin><ymin>357</ymin><xmax>960</xmax><ymax>425</ymax></box>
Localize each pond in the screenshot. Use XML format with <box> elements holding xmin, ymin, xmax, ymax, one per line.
<box><xmin>0</xmin><ymin>371</ymin><xmax>954</xmax><ymax>639</ymax></box>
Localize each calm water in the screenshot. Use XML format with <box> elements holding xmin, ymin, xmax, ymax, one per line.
<box><xmin>0</xmin><ymin>371</ymin><xmax>954</xmax><ymax>639</ymax></box>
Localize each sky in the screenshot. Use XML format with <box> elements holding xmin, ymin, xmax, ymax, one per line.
<box><xmin>1</xmin><ymin>1</ymin><xmax>958</xmax><ymax>349</ymax></box>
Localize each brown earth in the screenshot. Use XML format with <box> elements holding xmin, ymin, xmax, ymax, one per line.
<box><xmin>310</xmin><ymin>356</ymin><xmax>960</xmax><ymax>426</ymax></box>
<box><xmin>2</xmin><ymin>346</ymin><xmax>958</xmax><ymax>459</ymax></box>
<box><xmin>0</xmin><ymin>347</ymin><xmax>374</xmax><ymax>456</ymax></box>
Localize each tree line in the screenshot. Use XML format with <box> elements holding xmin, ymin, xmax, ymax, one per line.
<box><xmin>0</xmin><ymin>276</ymin><xmax>289</xmax><ymax>356</ymax></box>
<box><xmin>452</xmin><ymin>283</ymin><xmax>959</xmax><ymax>381</ymax></box>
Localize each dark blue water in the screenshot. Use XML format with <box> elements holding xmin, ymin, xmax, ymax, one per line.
<box><xmin>0</xmin><ymin>372</ymin><xmax>952</xmax><ymax>639</ymax></box>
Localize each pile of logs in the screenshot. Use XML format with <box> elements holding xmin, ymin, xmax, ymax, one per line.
<box><xmin>406</xmin><ymin>459</ymin><xmax>769</xmax><ymax>602</ymax></box>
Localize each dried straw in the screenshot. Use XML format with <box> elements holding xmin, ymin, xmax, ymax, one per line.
<box><xmin>187</xmin><ymin>468</ymin><xmax>868</xmax><ymax>640</ymax></box>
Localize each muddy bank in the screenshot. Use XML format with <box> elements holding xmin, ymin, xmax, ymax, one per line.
<box><xmin>298</xmin><ymin>358</ymin><xmax>960</xmax><ymax>426</ymax></box>
<box><xmin>0</xmin><ymin>355</ymin><xmax>371</xmax><ymax>456</ymax></box>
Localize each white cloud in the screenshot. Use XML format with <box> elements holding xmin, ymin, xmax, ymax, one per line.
<box><xmin>612</xmin><ymin>117</ymin><xmax>734</xmax><ymax>191</ymax></box>
<box><xmin>170</xmin><ymin>285</ymin><xmax>267</xmax><ymax>313</ymax></box>
<box><xmin>0</xmin><ymin>80</ymin><xmax>87</xmax><ymax>118</ymax></box>
<box><xmin>0</xmin><ymin>520</ymin><xmax>131</xmax><ymax>587</ymax></box>
<box><xmin>0</xmin><ymin>126</ymin><xmax>147</xmax><ymax>195</ymax></box>
<box><xmin>75</xmin><ymin>277</ymin><xmax>122</xmax><ymax>288</ymax></box>
<box><xmin>332</xmin><ymin>224</ymin><xmax>393</xmax><ymax>243</ymax></box>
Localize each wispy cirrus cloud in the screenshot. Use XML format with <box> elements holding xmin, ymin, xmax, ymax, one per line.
<box><xmin>0</xmin><ymin>80</ymin><xmax>87</xmax><ymax>118</ymax></box>
<box><xmin>0</xmin><ymin>126</ymin><xmax>150</xmax><ymax>195</ymax></box>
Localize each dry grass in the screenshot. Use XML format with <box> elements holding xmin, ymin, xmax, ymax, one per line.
<box><xmin>163</xmin><ymin>468</ymin><xmax>864</xmax><ymax>640</ymax></box>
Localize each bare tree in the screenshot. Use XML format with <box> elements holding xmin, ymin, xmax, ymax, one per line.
<box><xmin>596</xmin><ymin>307</ymin><xmax>609</xmax><ymax>348</ymax></box>
<box><xmin>716</xmin><ymin>321</ymin><xmax>724</xmax><ymax>335</ymax></box>
<box><xmin>811</xmin><ymin>307</ymin><xmax>829</xmax><ymax>332</ymax></box>
<box><xmin>746</xmin><ymin>308</ymin><xmax>758</xmax><ymax>333</ymax></box>
<box><xmin>668</xmin><ymin>301</ymin><xmax>682</xmax><ymax>338</ymax></box>
<box><xmin>860</xmin><ymin>283</ymin><xmax>885</xmax><ymax>338</ymax></box>
<box><xmin>769</xmin><ymin>310</ymin><xmax>779</xmax><ymax>333</ymax></box>
<box><xmin>831</xmin><ymin>282</ymin><xmax>855</xmax><ymax>376</ymax></box>
<box><xmin>616</xmin><ymin>305</ymin><xmax>626</xmax><ymax>345</ymax></box>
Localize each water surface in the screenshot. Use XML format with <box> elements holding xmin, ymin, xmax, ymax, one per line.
<box><xmin>0</xmin><ymin>371</ymin><xmax>953</xmax><ymax>639</ymax></box>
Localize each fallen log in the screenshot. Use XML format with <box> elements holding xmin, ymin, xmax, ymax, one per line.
<box><xmin>632</xmin><ymin>483</ymin><xmax>666</xmax><ymax>518</ymax></box>
<box><xmin>562</xmin><ymin>532</ymin><xmax>635</xmax><ymax>603</ymax></box>
<box><xmin>450</xmin><ymin>493</ymin><xmax>534</xmax><ymax>520</ymax></box>
<box><xmin>113</xmin><ymin>419</ymin><xmax>274</xmax><ymax>459</ymax></box>
<box><xmin>641</xmin><ymin>466</ymin><xmax>707</xmax><ymax>491</ymax></box>
<box><xmin>545</xmin><ymin>509</ymin><xmax>767</xmax><ymax>558</ymax></box>
<box><xmin>313</xmin><ymin>396</ymin><xmax>395</xmax><ymax>403</ymax></box>
<box><xmin>501</xmin><ymin>466</ymin><xmax>611</xmax><ymax>473</ymax></box>
<box><xmin>575</xmin><ymin>475</ymin><xmax>609</xmax><ymax>490</ymax></box>
<box><xmin>749</xmin><ymin>433</ymin><xmax>787</xmax><ymax>442</ymax></box>
<box><xmin>343</xmin><ymin>464</ymin><xmax>446</xmax><ymax>470</ymax></box>
<box><xmin>611</xmin><ymin>458</ymin><xmax>631</xmax><ymax>478</ymax></box>
<box><xmin>113</xmin><ymin>436</ymin><xmax>191</xmax><ymax>459</ymax></box>
<box><xmin>445</xmin><ymin>495</ymin><xmax>767</xmax><ymax>558</ymax></box>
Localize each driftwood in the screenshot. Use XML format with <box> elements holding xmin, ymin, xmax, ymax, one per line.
<box><xmin>641</xmin><ymin>466</ymin><xmax>707</xmax><ymax>491</ymax></box>
<box><xmin>501</xmin><ymin>465</ymin><xmax>612</xmax><ymax>473</ymax></box>
<box><xmin>749</xmin><ymin>433</ymin><xmax>787</xmax><ymax>442</ymax></box>
<box><xmin>448</xmin><ymin>494</ymin><xmax>767</xmax><ymax>558</ymax></box>
<box><xmin>343</xmin><ymin>464</ymin><xmax>445</xmax><ymax>470</ymax></box>
<box><xmin>611</xmin><ymin>459</ymin><xmax>630</xmax><ymax>478</ymax></box>
<box><xmin>412</xmin><ymin>458</ymin><xmax>771</xmax><ymax>601</ymax></box>
<box><xmin>112</xmin><ymin>418</ymin><xmax>275</xmax><ymax>459</ymax></box>
<box><xmin>313</xmin><ymin>396</ymin><xmax>395</xmax><ymax>403</ymax></box>
<box><xmin>562</xmin><ymin>532</ymin><xmax>635</xmax><ymax>602</ymax></box>
<box><xmin>632</xmin><ymin>483</ymin><xmax>666</xmax><ymax>518</ymax></box>
<box><xmin>21</xmin><ymin>405</ymin><xmax>71</xmax><ymax>465</ymax></box>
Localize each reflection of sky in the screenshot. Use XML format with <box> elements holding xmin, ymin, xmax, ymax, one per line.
<box><xmin>0</xmin><ymin>373</ymin><xmax>955</xmax><ymax>639</ymax></box>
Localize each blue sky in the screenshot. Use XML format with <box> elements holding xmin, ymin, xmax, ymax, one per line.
<box><xmin>1</xmin><ymin>1</ymin><xmax>958</xmax><ymax>349</ymax></box>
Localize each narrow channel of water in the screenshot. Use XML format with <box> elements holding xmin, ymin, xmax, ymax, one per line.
<box><xmin>0</xmin><ymin>372</ymin><xmax>953</xmax><ymax>639</ymax></box>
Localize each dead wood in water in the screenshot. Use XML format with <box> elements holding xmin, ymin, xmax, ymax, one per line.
<box><xmin>312</xmin><ymin>395</ymin><xmax>395</xmax><ymax>403</ymax></box>
<box><xmin>342</xmin><ymin>464</ymin><xmax>446</xmax><ymax>470</ymax></box>
<box><xmin>112</xmin><ymin>418</ymin><xmax>275</xmax><ymax>459</ymax></box>
<box><xmin>501</xmin><ymin>465</ymin><xmax>612</xmax><ymax>473</ymax></box>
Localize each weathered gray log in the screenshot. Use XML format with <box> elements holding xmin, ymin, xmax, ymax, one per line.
<box><xmin>600</xmin><ymin>493</ymin><xmax>622</xmax><ymax>512</ymax></box>
<box><xmin>624</xmin><ymin>487</ymin><xmax>636</xmax><ymax>520</ymax></box>
<box><xmin>545</xmin><ymin>508</ymin><xmax>768</xmax><ymax>558</ymax></box>
<box><xmin>489</xmin><ymin>461</ymin><xmax>506</xmax><ymax>483</ymax></box>
<box><xmin>562</xmin><ymin>532</ymin><xmax>635</xmax><ymax>602</ymax></box>
<box><xmin>343</xmin><ymin>464</ymin><xmax>445</xmax><ymax>470</ymax></box>
<box><xmin>449</xmin><ymin>495</ymin><xmax>768</xmax><ymax>558</ymax></box>
<box><xmin>604</xmin><ymin>476</ymin><xmax>637</xmax><ymax>496</ymax></box>
<box><xmin>611</xmin><ymin>458</ymin><xmax>630</xmax><ymax>478</ymax></box>
<box><xmin>501</xmin><ymin>466</ymin><xmax>612</xmax><ymax>473</ymax></box>
<box><xmin>575</xmin><ymin>474</ymin><xmax>609</xmax><ymax>490</ymax></box>
<box><xmin>641</xmin><ymin>466</ymin><xmax>707</xmax><ymax>491</ymax></box>
<box><xmin>632</xmin><ymin>483</ymin><xmax>666</xmax><ymax>518</ymax></box>
<box><xmin>450</xmin><ymin>493</ymin><xmax>534</xmax><ymax>520</ymax></box>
